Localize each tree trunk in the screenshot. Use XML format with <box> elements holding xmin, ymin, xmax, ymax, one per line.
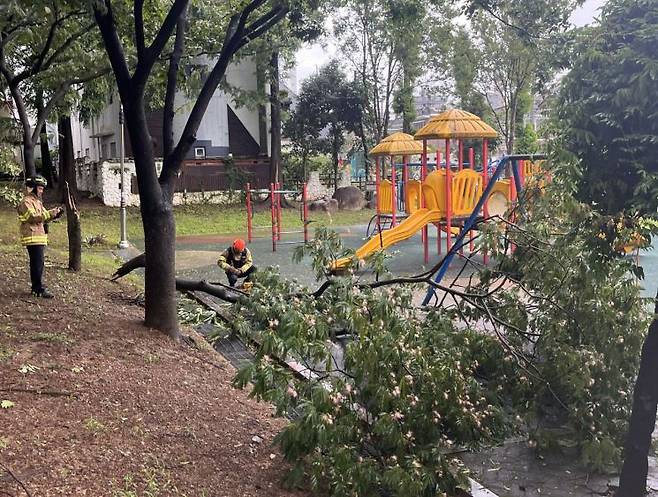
<box><xmin>507</xmin><ymin>97</ymin><xmax>517</xmax><ymax>154</ymax></box>
<box><xmin>23</xmin><ymin>140</ymin><xmax>37</xmax><ymax>178</ymax></box>
<box><xmin>615</xmin><ymin>292</ymin><xmax>658</xmax><ymax>497</ymax></box>
<box><xmin>256</xmin><ymin>52</ymin><xmax>269</xmax><ymax>156</ymax></box>
<box><xmin>141</xmin><ymin>202</ymin><xmax>179</xmax><ymax>337</ymax></box>
<box><xmin>269</xmin><ymin>50</ymin><xmax>281</xmax><ymax>185</ymax></box>
<box><xmin>301</xmin><ymin>149</ymin><xmax>308</xmax><ymax>182</ymax></box>
<box><xmin>58</xmin><ymin>115</ymin><xmax>81</xmax><ymax>271</ymax></box>
<box><xmin>358</xmin><ymin>110</ymin><xmax>369</xmax><ymax>184</ymax></box>
<box><xmin>401</xmin><ymin>67</ymin><xmax>415</xmax><ymax>135</ymax></box>
<box><xmin>332</xmin><ymin>127</ymin><xmax>339</xmax><ymax>190</ymax></box>
<box><xmin>124</xmin><ymin>100</ymin><xmax>180</xmax><ymax>340</ymax></box>
<box><xmin>39</xmin><ymin>123</ymin><xmax>57</xmax><ymax>186</ymax></box>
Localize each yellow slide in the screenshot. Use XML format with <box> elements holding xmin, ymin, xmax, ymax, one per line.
<box><xmin>333</xmin><ymin>208</ymin><xmax>442</xmax><ymax>270</ymax></box>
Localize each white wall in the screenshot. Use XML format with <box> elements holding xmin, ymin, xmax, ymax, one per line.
<box><xmin>69</xmin><ymin>57</ymin><xmax>269</xmax><ymax>162</ymax></box>
<box><xmin>226</xmin><ymin>57</ymin><xmax>264</xmax><ymax>152</ymax></box>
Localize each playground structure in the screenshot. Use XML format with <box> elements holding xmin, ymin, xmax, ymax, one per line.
<box><xmin>245</xmin><ymin>182</ymin><xmax>309</xmax><ymax>252</ymax></box>
<box><xmin>332</xmin><ymin>110</ymin><xmax>547</xmax><ymax>294</ymax></box>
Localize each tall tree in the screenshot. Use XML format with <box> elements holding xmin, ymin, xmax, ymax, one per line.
<box><xmin>58</xmin><ymin>114</ymin><xmax>81</xmax><ymax>271</ymax></box>
<box><xmin>284</xmin><ymin>61</ymin><xmax>360</xmax><ymax>188</ymax></box>
<box><xmin>466</xmin><ymin>0</ymin><xmax>577</xmax><ymax>153</ymax></box>
<box><xmin>91</xmin><ymin>0</ymin><xmax>294</xmax><ymax>337</ymax></box>
<box><xmin>0</xmin><ymin>0</ymin><xmax>107</xmax><ymax>178</ymax></box>
<box><xmin>555</xmin><ymin>1</ymin><xmax>658</xmax><ymax>494</ymax></box>
<box><xmin>334</xmin><ymin>0</ymin><xmax>399</xmax><ymax>147</ymax></box>
<box><xmin>269</xmin><ymin>49</ymin><xmax>281</xmax><ymax>184</ymax></box>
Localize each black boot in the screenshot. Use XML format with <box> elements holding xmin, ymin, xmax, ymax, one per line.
<box><xmin>32</xmin><ymin>288</ymin><xmax>54</xmax><ymax>299</ymax></box>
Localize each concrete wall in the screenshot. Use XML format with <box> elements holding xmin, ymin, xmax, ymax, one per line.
<box><xmin>77</xmin><ymin>160</ymin><xmax>241</xmax><ymax>207</ymax></box>
<box><xmin>305</xmin><ymin>168</ymin><xmax>352</xmax><ymax>201</ymax></box>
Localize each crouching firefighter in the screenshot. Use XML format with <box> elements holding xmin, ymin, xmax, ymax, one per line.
<box><xmin>217</xmin><ymin>239</ymin><xmax>257</xmax><ymax>288</ymax></box>
<box><xmin>17</xmin><ymin>176</ymin><xmax>64</xmax><ymax>298</ymax></box>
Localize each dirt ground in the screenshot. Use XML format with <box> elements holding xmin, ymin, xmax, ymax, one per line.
<box><xmin>0</xmin><ymin>248</ymin><xmax>304</xmax><ymax>497</ymax></box>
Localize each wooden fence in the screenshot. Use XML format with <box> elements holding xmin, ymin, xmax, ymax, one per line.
<box><xmin>131</xmin><ymin>156</ymin><xmax>270</xmax><ymax>194</ymax></box>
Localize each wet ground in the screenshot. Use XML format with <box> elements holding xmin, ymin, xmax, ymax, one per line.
<box><xmin>462</xmin><ymin>439</ymin><xmax>658</xmax><ymax>497</ymax></box>
<box><xmin>174</xmin><ymin>223</ymin><xmax>480</xmax><ymax>291</ymax></box>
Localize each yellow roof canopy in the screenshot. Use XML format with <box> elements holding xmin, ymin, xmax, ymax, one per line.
<box><xmin>369</xmin><ymin>132</ymin><xmax>424</xmax><ymax>157</ymax></box>
<box><xmin>414</xmin><ymin>109</ymin><xmax>498</xmax><ymax>140</ymax></box>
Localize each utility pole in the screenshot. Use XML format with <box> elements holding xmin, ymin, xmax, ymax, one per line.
<box><xmin>118</xmin><ymin>105</ymin><xmax>129</xmax><ymax>249</ymax></box>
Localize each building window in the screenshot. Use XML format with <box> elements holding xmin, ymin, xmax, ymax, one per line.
<box><xmin>77</xmin><ymin>151</ymin><xmax>81</xmax><ymax>158</ymax></box>
<box><xmin>110</xmin><ymin>142</ymin><xmax>117</xmax><ymax>158</ymax></box>
<box><xmin>85</xmin><ymin>148</ymin><xmax>89</xmax><ymax>158</ymax></box>
<box><xmin>194</xmin><ymin>146</ymin><xmax>206</xmax><ymax>159</ymax></box>
<box><xmin>101</xmin><ymin>144</ymin><xmax>107</xmax><ymax>160</ymax></box>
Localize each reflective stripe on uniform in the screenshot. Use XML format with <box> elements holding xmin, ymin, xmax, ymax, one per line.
<box><xmin>21</xmin><ymin>235</ymin><xmax>48</xmax><ymax>246</ymax></box>
<box><xmin>17</xmin><ymin>203</ymin><xmax>51</xmax><ymax>223</ymax></box>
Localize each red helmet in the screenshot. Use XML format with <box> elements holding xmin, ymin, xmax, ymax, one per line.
<box><xmin>232</xmin><ymin>239</ymin><xmax>246</xmax><ymax>252</ymax></box>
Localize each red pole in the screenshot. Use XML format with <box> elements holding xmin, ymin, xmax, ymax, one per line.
<box><xmin>246</xmin><ymin>183</ymin><xmax>252</xmax><ymax>243</ymax></box>
<box><xmin>445</xmin><ymin>139</ymin><xmax>452</xmax><ymax>254</ymax></box>
<box><xmin>482</xmin><ymin>139</ymin><xmax>489</xmax><ymax>265</ymax></box>
<box><xmin>422</xmin><ymin>141</ymin><xmax>428</xmax><ymax>264</ymax></box>
<box><xmin>457</xmin><ymin>139</ymin><xmax>464</xmax><ymax>254</ymax></box>
<box><xmin>403</xmin><ymin>155</ymin><xmax>408</xmax><ymax>212</ymax></box>
<box><xmin>302</xmin><ymin>182</ymin><xmax>308</xmax><ymax>242</ymax></box>
<box><xmin>469</xmin><ymin>146</ymin><xmax>475</xmax><ymax>252</ymax></box>
<box><xmin>391</xmin><ymin>156</ymin><xmax>397</xmax><ymax>226</ymax></box>
<box><xmin>509</xmin><ymin>160</ymin><xmax>517</xmax><ymax>254</ymax></box>
<box><xmin>276</xmin><ymin>182</ymin><xmax>282</xmax><ymax>241</ymax></box>
<box><xmin>375</xmin><ymin>156</ymin><xmax>381</xmax><ymax>226</ymax></box>
<box><xmin>270</xmin><ymin>183</ymin><xmax>276</xmax><ymax>252</ymax></box>
<box><xmin>436</xmin><ymin>150</ymin><xmax>442</xmax><ymax>255</ymax></box>
<box><xmin>458</xmin><ymin>140</ymin><xmax>464</xmax><ymax>171</ymax></box>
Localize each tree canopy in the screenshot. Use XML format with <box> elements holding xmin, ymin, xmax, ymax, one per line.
<box><xmin>0</xmin><ymin>0</ymin><xmax>108</xmax><ymax>177</ymax></box>
<box><xmin>558</xmin><ymin>0</ymin><xmax>658</xmax><ymax>214</ymax></box>
<box><xmin>284</xmin><ymin>60</ymin><xmax>360</xmax><ymax>186</ymax></box>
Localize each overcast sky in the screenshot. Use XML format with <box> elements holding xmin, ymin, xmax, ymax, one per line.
<box><xmin>292</xmin><ymin>0</ymin><xmax>606</xmax><ymax>91</ymax></box>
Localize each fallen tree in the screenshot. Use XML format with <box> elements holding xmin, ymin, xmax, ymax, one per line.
<box><xmin>112</xmin><ymin>253</ymin><xmax>242</xmax><ymax>303</ymax></box>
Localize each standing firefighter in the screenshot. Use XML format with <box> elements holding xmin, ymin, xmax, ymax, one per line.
<box><xmin>17</xmin><ymin>176</ymin><xmax>64</xmax><ymax>298</ymax></box>
<box><xmin>217</xmin><ymin>239</ymin><xmax>257</xmax><ymax>288</ymax></box>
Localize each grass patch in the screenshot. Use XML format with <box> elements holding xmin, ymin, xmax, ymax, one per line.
<box><xmin>144</xmin><ymin>353</ymin><xmax>160</xmax><ymax>364</ymax></box>
<box><xmin>32</xmin><ymin>332</ymin><xmax>74</xmax><ymax>346</ymax></box>
<box><xmin>112</xmin><ymin>465</ymin><xmax>188</xmax><ymax>497</ymax></box>
<box><xmin>1</xmin><ymin>200</ymin><xmax>374</xmax><ymax>251</ymax></box>
<box><xmin>0</xmin><ymin>345</ymin><xmax>14</xmax><ymax>362</ymax></box>
<box><xmin>84</xmin><ymin>416</ymin><xmax>106</xmax><ymax>434</ymax></box>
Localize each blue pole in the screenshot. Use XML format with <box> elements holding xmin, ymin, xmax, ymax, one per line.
<box><xmin>421</xmin><ymin>154</ymin><xmax>546</xmax><ymax>306</ymax></box>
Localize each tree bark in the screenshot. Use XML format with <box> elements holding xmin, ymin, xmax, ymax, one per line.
<box><xmin>615</xmin><ymin>292</ymin><xmax>658</xmax><ymax>497</ymax></box>
<box><xmin>269</xmin><ymin>50</ymin><xmax>281</xmax><ymax>185</ymax></box>
<box><xmin>256</xmin><ymin>51</ymin><xmax>269</xmax><ymax>156</ymax></box>
<box><xmin>58</xmin><ymin>115</ymin><xmax>81</xmax><ymax>271</ymax></box>
<box><xmin>125</xmin><ymin>100</ymin><xmax>180</xmax><ymax>340</ymax></box>
<box><xmin>23</xmin><ymin>140</ymin><xmax>36</xmax><ymax>178</ymax></box>
<box><xmin>112</xmin><ymin>254</ymin><xmax>239</xmax><ymax>304</ymax></box>
<box><xmin>331</xmin><ymin>125</ymin><xmax>339</xmax><ymax>190</ymax></box>
<box><xmin>39</xmin><ymin>123</ymin><xmax>57</xmax><ymax>186</ymax></box>
<box><xmin>357</xmin><ymin>104</ymin><xmax>369</xmax><ymax>185</ymax></box>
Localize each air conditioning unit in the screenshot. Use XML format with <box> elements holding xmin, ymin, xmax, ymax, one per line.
<box><xmin>194</xmin><ymin>147</ymin><xmax>206</xmax><ymax>159</ymax></box>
